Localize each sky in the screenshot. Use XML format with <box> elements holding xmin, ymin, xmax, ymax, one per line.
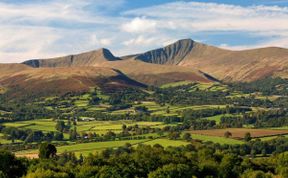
<box><xmin>0</xmin><ymin>0</ymin><xmax>288</xmax><ymax>63</ymax></box>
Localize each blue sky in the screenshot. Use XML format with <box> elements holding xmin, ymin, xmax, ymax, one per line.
<box><xmin>0</xmin><ymin>0</ymin><xmax>288</xmax><ymax>63</ymax></box>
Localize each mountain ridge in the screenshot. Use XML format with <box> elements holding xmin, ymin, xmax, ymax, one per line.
<box><xmin>23</xmin><ymin>48</ymin><xmax>120</xmax><ymax>68</ymax></box>
<box><xmin>1</xmin><ymin>38</ymin><xmax>288</xmax><ymax>98</ymax></box>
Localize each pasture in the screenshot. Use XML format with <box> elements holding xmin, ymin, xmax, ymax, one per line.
<box><xmin>2</xmin><ymin>119</ymin><xmax>167</xmax><ymax>136</ymax></box>
<box><xmin>16</xmin><ymin>139</ymin><xmax>150</xmax><ymax>157</ymax></box>
<box><xmin>160</xmin><ymin>81</ymin><xmax>193</xmax><ymax>88</ymax></box>
<box><xmin>191</xmin><ymin>133</ymin><xmax>243</xmax><ymax>144</ymax></box>
<box><xmin>15</xmin><ymin>137</ymin><xmax>191</xmax><ymax>158</ymax></box>
<box><xmin>134</xmin><ymin>101</ymin><xmax>226</xmax><ymax>116</ymax></box>
<box><xmin>3</xmin><ymin>119</ymin><xmax>56</xmax><ymax>132</ymax></box>
<box><xmin>143</xmin><ymin>138</ymin><xmax>189</xmax><ymax>147</ymax></box>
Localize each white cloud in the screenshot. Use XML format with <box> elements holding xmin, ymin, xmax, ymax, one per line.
<box><xmin>0</xmin><ymin>1</ymin><xmax>288</xmax><ymax>63</ymax></box>
<box><xmin>99</xmin><ymin>38</ymin><xmax>112</xmax><ymax>46</ymax></box>
<box><xmin>123</xmin><ymin>35</ymin><xmax>157</xmax><ymax>46</ymax></box>
<box><xmin>0</xmin><ymin>0</ymin><xmax>124</xmax><ymax>63</ymax></box>
<box><xmin>121</xmin><ymin>17</ymin><xmax>157</xmax><ymax>33</ymax></box>
<box><xmin>123</xmin><ymin>2</ymin><xmax>288</xmax><ymax>33</ymax></box>
<box><xmin>122</xmin><ymin>1</ymin><xmax>288</xmax><ymax>50</ymax></box>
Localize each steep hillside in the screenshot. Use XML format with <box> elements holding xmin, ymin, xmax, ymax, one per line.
<box><xmin>23</xmin><ymin>48</ymin><xmax>120</xmax><ymax>68</ymax></box>
<box><xmin>135</xmin><ymin>39</ymin><xmax>195</xmax><ymax>64</ymax></box>
<box><xmin>0</xmin><ymin>63</ymin><xmax>32</xmax><ymax>77</ymax></box>
<box><xmin>21</xmin><ymin>47</ymin><xmax>216</xmax><ymax>86</ymax></box>
<box><xmin>0</xmin><ymin>66</ymin><xmax>145</xmax><ymax>98</ymax></box>
<box><xmin>101</xmin><ymin>60</ymin><xmax>215</xmax><ymax>86</ymax></box>
<box><xmin>132</xmin><ymin>39</ymin><xmax>288</xmax><ymax>82</ymax></box>
<box><xmin>179</xmin><ymin>45</ymin><xmax>288</xmax><ymax>82</ymax></box>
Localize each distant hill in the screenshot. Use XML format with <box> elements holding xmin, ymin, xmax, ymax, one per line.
<box><xmin>23</xmin><ymin>48</ymin><xmax>120</xmax><ymax>68</ymax></box>
<box><xmin>0</xmin><ymin>64</ymin><xmax>146</xmax><ymax>98</ymax></box>
<box><xmin>22</xmin><ymin>47</ymin><xmax>215</xmax><ymax>86</ymax></box>
<box><xmin>2</xmin><ymin>38</ymin><xmax>287</xmax><ymax>98</ymax></box>
<box><xmin>131</xmin><ymin>39</ymin><xmax>288</xmax><ymax>82</ymax></box>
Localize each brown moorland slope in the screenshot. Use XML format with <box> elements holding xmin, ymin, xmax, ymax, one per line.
<box><xmin>17</xmin><ymin>38</ymin><xmax>288</xmax><ymax>91</ymax></box>
<box><xmin>100</xmin><ymin>59</ymin><xmax>215</xmax><ymax>86</ymax></box>
<box><xmin>23</xmin><ymin>48</ymin><xmax>120</xmax><ymax>68</ymax></box>
<box><xmin>22</xmin><ymin>48</ymin><xmax>216</xmax><ymax>86</ymax></box>
<box><xmin>131</xmin><ymin>39</ymin><xmax>288</xmax><ymax>82</ymax></box>
<box><xmin>0</xmin><ymin>63</ymin><xmax>32</xmax><ymax>77</ymax></box>
<box><xmin>0</xmin><ymin>66</ymin><xmax>146</xmax><ymax>98</ymax></box>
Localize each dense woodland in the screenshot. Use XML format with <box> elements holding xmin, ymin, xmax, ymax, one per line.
<box><xmin>2</xmin><ymin>138</ymin><xmax>288</xmax><ymax>178</ymax></box>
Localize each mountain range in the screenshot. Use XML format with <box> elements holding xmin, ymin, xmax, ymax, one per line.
<box><xmin>1</xmin><ymin>39</ymin><xmax>288</xmax><ymax>98</ymax></box>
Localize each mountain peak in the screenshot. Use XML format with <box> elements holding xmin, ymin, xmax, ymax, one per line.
<box><xmin>134</xmin><ymin>38</ymin><xmax>197</xmax><ymax>64</ymax></box>
<box><xmin>99</xmin><ymin>48</ymin><xmax>119</xmax><ymax>61</ymax></box>
<box><xmin>174</xmin><ymin>38</ymin><xmax>194</xmax><ymax>44</ymax></box>
<box><xmin>23</xmin><ymin>48</ymin><xmax>119</xmax><ymax>68</ymax></box>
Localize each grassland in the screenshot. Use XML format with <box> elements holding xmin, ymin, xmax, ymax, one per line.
<box><xmin>160</xmin><ymin>81</ymin><xmax>193</xmax><ymax>88</ymax></box>
<box><xmin>16</xmin><ymin>139</ymin><xmax>150</xmax><ymax>157</ymax></box>
<box><xmin>256</xmin><ymin>135</ymin><xmax>288</xmax><ymax>141</ymax></box>
<box><xmin>191</xmin><ymin>133</ymin><xmax>243</xmax><ymax>144</ymax></box>
<box><xmin>77</xmin><ymin>120</ymin><xmax>165</xmax><ymax>134</ymax></box>
<box><xmin>133</xmin><ymin>101</ymin><xmax>226</xmax><ymax>116</ymax></box>
<box><xmin>0</xmin><ymin>133</ymin><xmax>22</xmax><ymax>144</ymax></box>
<box><xmin>15</xmin><ymin>133</ymin><xmax>244</xmax><ymax>159</ymax></box>
<box><xmin>269</xmin><ymin>126</ymin><xmax>288</xmax><ymax>130</ymax></box>
<box><xmin>4</xmin><ymin>82</ymin><xmax>288</xmax><ymax>160</ymax></box>
<box><xmin>143</xmin><ymin>138</ymin><xmax>189</xmax><ymax>147</ymax></box>
<box><xmin>189</xmin><ymin>83</ymin><xmax>228</xmax><ymax>92</ymax></box>
<box><xmin>0</xmin><ymin>133</ymin><xmax>12</xmax><ymax>144</ymax></box>
<box><xmin>204</xmin><ymin>114</ymin><xmax>228</xmax><ymax>124</ymax></box>
<box><xmin>3</xmin><ymin>119</ymin><xmax>57</xmax><ymax>132</ymax></box>
<box><xmin>15</xmin><ymin>137</ymin><xmax>193</xmax><ymax>158</ymax></box>
<box><xmin>2</xmin><ymin>119</ymin><xmax>168</xmax><ymax>136</ymax></box>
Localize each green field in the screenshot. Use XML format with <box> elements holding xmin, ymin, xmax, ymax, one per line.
<box><xmin>204</xmin><ymin>114</ymin><xmax>240</xmax><ymax>124</ymax></box>
<box><xmin>269</xmin><ymin>126</ymin><xmax>288</xmax><ymax>130</ymax></box>
<box><xmin>0</xmin><ymin>133</ymin><xmax>12</xmax><ymax>144</ymax></box>
<box><xmin>135</xmin><ymin>101</ymin><xmax>226</xmax><ymax>116</ymax></box>
<box><xmin>16</xmin><ymin>139</ymin><xmax>150</xmax><ymax>157</ymax></box>
<box><xmin>191</xmin><ymin>133</ymin><xmax>243</xmax><ymax>145</ymax></box>
<box><xmin>15</xmin><ymin>137</ymin><xmax>191</xmax><ymax>157</ymax></box>
<box><xmin>3</xmin><ymin>119</ymin><xmax>167</xmax><ymax>136</ymax></box>
<box><xmin>0</xmin><ymin>133</ymin><xmax>22</xmax><ymax>144</ymax></box>
<box><xmin>144</xmin><ymin>138</ymin><xmax>190</xmax><ymax>147</ymax></box>
<box><xmin>160</xmin><ymin>81</ymin><xmax>193</xmax><ymax>88</ymax></box>
<box><xmin>256</xmin><ymin>135</ymin><xmax>288</xmax><ymax>141</ymax></box>
<box><xmin>3</xmin><ymin>119</ymin><xmax>56</xmax><ymax>132</ymax></box>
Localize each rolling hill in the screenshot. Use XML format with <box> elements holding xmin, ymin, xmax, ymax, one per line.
<box><xmin>0</xmin><ymin>64</ymin><xmax>146</xmax><ymax>98</ymax></box>
<box><xmin>2</xmin><ymin>38</ymin><xmax>288</xmax><ymax>98</ymax></box>
<box><xmin>23</xmin><ymin>39</ymin><xmax>288</xmax><ymax>83</ymax></box>
<box><xmin>23</xmin><ymin>48</ymin><xmax>120</xmax><ymax>68</ymax></box>
<box><xmin>131</xmin><ymin>39</ymin><xmax>288</xmax><ymax>82</ymax></box>
<box><xmin>1</xmin><ymin>49</ymin><xmax>214</xmax><ymax>98</ymax></box>
<box><xmin>21</xmin><ymin>47</ymin><xmax>215</xmax><ymax>86</ymax></box>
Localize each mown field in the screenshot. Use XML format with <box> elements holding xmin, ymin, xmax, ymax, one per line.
<box><xmin>190</xmin><ymin>133</ymin><xmax>244</xmax><ymax>144</ymax></box>
<box><xmin>15</xmin><ymin>138</ymin><xmax>190</xmax><ymax>158</ymax></box>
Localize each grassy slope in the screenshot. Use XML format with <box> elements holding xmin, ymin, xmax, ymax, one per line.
<box><xmin>192</xmin><ymin>134</ymin><xmax>243</xmax><ymax>145</ymax></box>
<box><xmin>143</xmin><ymin>138</ymin><xmax>190</xmax><ymax>147</ymax></box>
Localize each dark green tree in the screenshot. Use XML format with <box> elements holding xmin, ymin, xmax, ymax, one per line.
<box><xmin>0</xmin><ymin>150</ymin><xmax>27</xmax><ymax>178</ymax></box>
<box><xmin>55</xmin><ymin>120</ymin><xmax>65</xmax><ymax>132</ymax></box>
<box><xmin>38</xmin><ymin>142</ymin><xmax>57</xmax><ymax>159</ymax></box>
<box><xmin>244</xmin><ymin>132</ymin><xmax>252</xmax><ymax>142</ymax></box>
<box><xmin>182</xmin><ymin>133</ymin><xmax>192</xmax><ymax>141</ymax></box>
<box><xmin>148</xmin><ymin>164</ymin><xmax>194</xmax><ymax>178</ymax></box>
